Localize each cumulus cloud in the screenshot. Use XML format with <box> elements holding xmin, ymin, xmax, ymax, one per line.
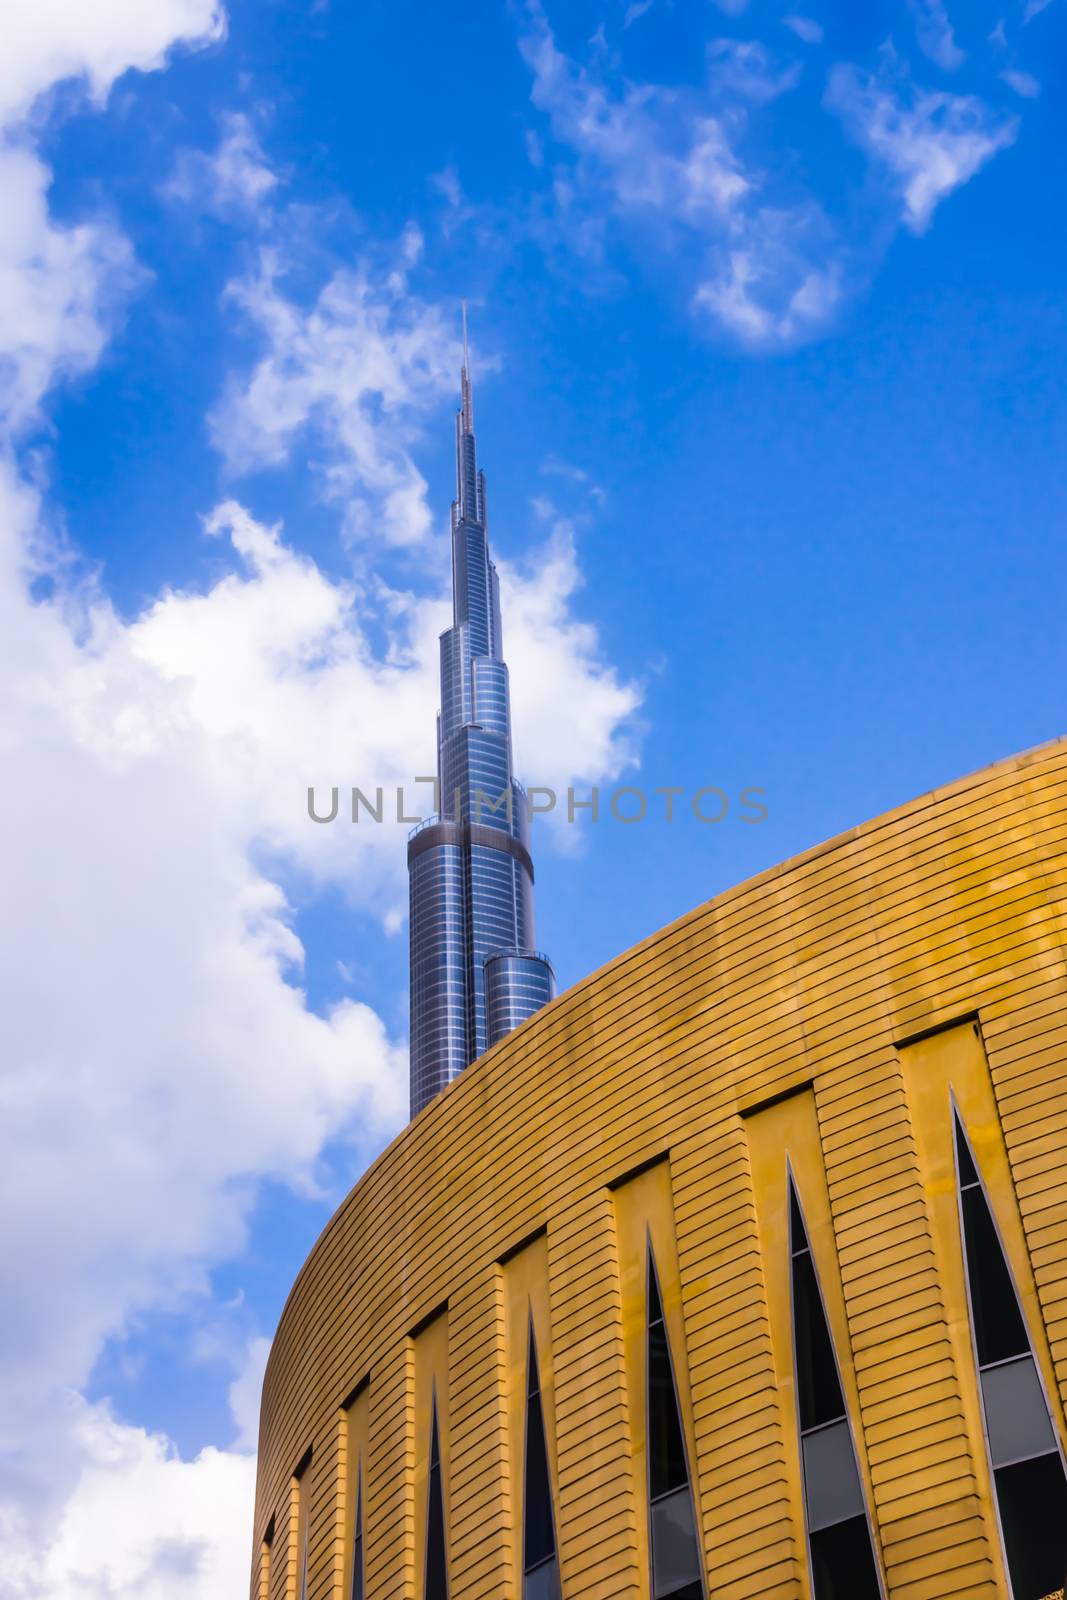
<box><xmin>166</xmin><ymin>111</ymin><xmax>279</xmax><ymax>218</ymax></box>
<box><xmin>211</xmin><ymin>248</ymin><xmax>459</xmax><ymax>545</ymax></box>
<box><xmin>827</xmin><ymin>60</ymin><xmax>1018</xmax><ymax>232</ymax></box>
<box><xmin>0</xmin><ymin>0</ymin><xmax>223</xmax><ymax>127</ymax></box>
<box><xmin>0</xmin><ymin>0</ymin><xmax>223</xmax><ymax>434</ymax></box>
<box><xmin>498</xmin><ymin>513</ymin><xmax>639</xmax><ymax>791</ymax></box>
<box><xmin>0</xmin><ymin>9</ymin><xmax>638</xmax><ymax>1594</ymax></box>
<box><xmin>15</xmin><ymin>1395</ymin><xmax>256</xmax><ymax>1600</ymax></box>
<box><xmin>0</xmin><ymin>144</ymin><xmax>141</xmax><ymax>428</ymax></box>
<box><xmin>518</xmin><ymin>4</ymin><xmax>838</xmax><ymax>348</ymax></box>
<box><xmin>0</xmin><ymin>461</ymin><xmax>637</xmax><ymax>1589</ymax></box>
<box><xmin>0</xmin><ymin>465</ymin><xmax>406</xmax><ymax>1433</ymax></box>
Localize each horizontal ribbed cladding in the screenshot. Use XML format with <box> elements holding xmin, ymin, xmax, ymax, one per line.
<box><xmin>984</xmin><ymin>972</ymin><xmax>1067</xmax><ymax>1408</ymax></box>
<box><xmin>819</xmin><ymin>1055</ymin><xmax>995</xmax><ymax>1600</ymax></box>
<box><xmin>548</xmin><ymin>1189</ymin><xmax>640</xmax><ymax>1599</ymax></box>
<box><xmin>250</xmin><ymin>736</ymin><xmax>1067</xmax><ymax>1600</ymax></box>
<box><xmin>306</xmin><ymin>1430</ymin><xmax>340</xmax><ymax>1600</ymax></box>
<box><xmin>448</xmin><ymin>1268</ymin><xmax>510</xmax><ymax>1597</ymax></box>
<box><xmin>671</xmin><ymin>1121</ymin><xmax>801</xmax><ymax>1600</ymax></box>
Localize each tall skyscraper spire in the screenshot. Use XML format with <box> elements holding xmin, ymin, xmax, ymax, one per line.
<box><xmin>407</xmin><ymin>313</ymin><xmax>555</xmax><ymax>1118</ymax></box>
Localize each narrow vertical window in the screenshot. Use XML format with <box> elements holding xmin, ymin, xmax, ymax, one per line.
<box><xmin>425</xmin><ymin>1397</ymin><xmax>448</xmax><ymax>1600</ymax></box>
<box><xmin>646</xmin><ymin>1246</ymin><xmax>704</xmax><ymax>1600</ymax></box>
<box><xmin>259</xmin><ymin>1515</ymin><xmax>273</xmax><ymax>1600</ymax></box>
<box><xmin>789</xmin><ymin>1178</ymin><xmax>880</xmax><ymax>1600</ymax></box>
<box><xmin>350</xmin><ymin>1469</ymin><xmax>364</xmax><ymax>1600</ymax></box>
<box><xmin>293</xmin><ymin>1451</ymin><xmax>313</xmax><ymax>1600</ymax></box>
<box><xmin>954</xmin><ymin>1112</ymin><xmax>1067</xmax><ymax>1598</ymax></box>
<box><xmin>523</xmin><ymin>1321</ymin><xmax>561</xmax><ymax>1599</ymax></box>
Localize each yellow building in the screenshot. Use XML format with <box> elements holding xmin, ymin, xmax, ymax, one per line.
<box><xmin>252</xmin><ymin>739</ymin><xmax>1067</xmax><ymax>1600</ymax></box>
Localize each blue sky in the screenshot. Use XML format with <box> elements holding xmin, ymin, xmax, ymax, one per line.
<box><xmin>2</xmin><ymin>0</ymin><xmax>1065</xmax><ymax>1591</ymax></box>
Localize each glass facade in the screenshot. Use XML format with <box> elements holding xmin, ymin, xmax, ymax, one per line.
<box><xmin>408</xmin><ymin>326</ymin><xmax>554</xmax><ymax>1117</ymax></box>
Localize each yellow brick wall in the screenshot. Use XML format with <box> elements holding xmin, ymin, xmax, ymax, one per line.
<box><xmin>252</xmin><ymin>737</ymin><xmax>1067</xmax><ymax>1598</ymax></box>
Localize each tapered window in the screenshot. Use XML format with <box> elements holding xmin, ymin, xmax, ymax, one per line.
<box><xmin>646</xmin><ymin>1247</ymin><xmax>703</xmax><ymax>1600</ymax></box>
<box><xmin>351</xmin><ymin>1469</ymin><xmax>364</xmax><ymax>1600</ymax></box>
<box><xmin>259</xmin><ymin>1515</ymin><xmax>273</xmax><ymax>1600</ymax></box>
<box><xmin>425</xmin><ymin>1399</ymin><xmax>448</xmax><ymax>1600</ymax></box>
<box><xmin>295</xmin><ymin>1453</ymin><xmax>312</xmax><ymax>1600</ymax></box>
<box><xmin>523</xmin><ymin>1323</ymin><xmax>561</xmax><ymax>1600</ymax></box>
<box><xmin>954</xmin><ymin>1113</ymin><xmax>1067</xmax><ymax>1598</ymax></box>
<box><xmin>788</xmin><ymin>1178</ymin><xmax>880</xmax><ymax>1600</ymax></box>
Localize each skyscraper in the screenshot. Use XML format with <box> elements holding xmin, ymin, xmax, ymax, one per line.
<box><xmin>407</xmin><ymin>315</ymin><xmax>554</xmax><ymax>1118</ymax></box>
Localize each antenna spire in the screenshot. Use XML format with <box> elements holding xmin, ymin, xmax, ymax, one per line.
<box><xmin>460</xmin><ymin>301</ymin><xmax>474</xmax><ymax>433</ymax></box>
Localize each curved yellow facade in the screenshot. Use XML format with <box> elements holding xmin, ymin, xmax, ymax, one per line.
<box><xmin>253</xmin><ymin>739</ymin><xmax>1067</xmax><ymax>1600</ymax></box>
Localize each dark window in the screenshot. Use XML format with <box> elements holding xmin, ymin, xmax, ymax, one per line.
<box><xmin>789</xmin><ymin>1179</ymin><xmax>880</xmax><ymax>1600</ymax></box>
<box><xmin>792</xmin><ymin>1246</ymin><xmax>846</xmax><ymax>1432</ymax></box>
<box><xmin>995</xmin><ymin>1452</ymin><xmax>1067</xmax><ymax>1599</ymax></box>
<box><xmin>351</xmin><ymin>1471</ymin><xmax>363</xmax><ymax>1600</ymax></box>
<box><xmin>646</xmin><ymin>1247</ymin><xmax>704</xmax><ymax>1600</ymax></box>
<box><xmin>523</xmin><ymin>1324</ymin><xmax>561</xmax><ymax>1598</ymax></box>
<box><xmin>956</xmin><ymin>1114</ymin><xmax>1027</xmax><ymax>1364</ymax></box>
<box><xmin>953</xmin><ymin>1113</ymin><xmax>1067</xmax><ymax>1598</ymax></box>
<box><xmin>789</xmin><ymin>1182</ymin><xmax>807</xmax><ymax>1250</ymax></box>
<box><xmin>296</xmin><ymin>1454</ymin><xmax>312</xmax><ymax>1600</ymax></box>
<box><xmin>648</xmin><ymin>1255</ymin><xmax>689</xmax><ymax>1501</ymax></box>
<box><xmin>426</xmin><ymin>1402</ymin><xmax>448</xmax><ymax>1600</ymax></box>
<box><xmin>810</xmin><ymin>1514</ymin><xmax>882</xmax><ymax>1599</ymax></box>
<box><xmin>954</xmin><ymin>1116</ymin><xmax>981</xmax><ymax>1187</ymax></box>
<box><xmin>790</xmin><ymin>1189</ymin><xmax>845</xmax><ymax>1432</ymax></box>
<box><xmin>959</xmin><ymin>1187</ymin><xmax>1028</xmax><ymax>1366</ymax></box>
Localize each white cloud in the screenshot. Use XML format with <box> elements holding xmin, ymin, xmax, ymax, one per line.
<box><xmin>706</xmin><ymin>39</ymin><xmax>802</xmax><ymax>104</ymax></box>
<box><xmin>623</xmin><ymin>0</ymin><xmax>656</xmax><ymax>27</ymax></box>
<box><xmin>0</xmin><ymin>144</ymin><xmax>141</xmax><ymax>429</ymax></box>
<box><xmin>0</xmin><ymin>0</ymin><xmax>224</xmax><ymax>435</ymax></box>
<box><xmin>211</xmin><ymin>249</ymin><xmax>458</xmax><ymax>546</ymax></box>
<box><xmin>0</xmin><ymin>465</ymin><xmax>638</xmax><ymax>1590</ymax></box>
<box><xmin>228</xmin><ymin>1337</ymin><xmax>271</xmax><ymax>1452</ymax></box>
<box><xmin>783</xmin><ymin>14</ymin><xmax>824</xmax><ymax>44</ymax></box>
<box><xmin>18</xmin><ymin>1397</ymin><xmax>255</xmax><ymax>1600</ymax></box>
<box><xmin>0</xmin><ymin>471</ymin><xmax>409</xmax><ymax>1419</ymax></box>
<box><xmin>0</xmin><ymin>0</ymin><xmax>224</xmax><ymax>127</ymax></box>
<box><xmin>827</xmin><ymin>61</ymin><xmax>1018</xmax><ymax>233</ymax></box>
<box><xmin>519</xmin><ymin>5</ymin><xmax>838</xmax><ymax>348</ymax></box>
<box><xmin>0</xmin><ymin>7</ymin><xmax>639</xmax><ymax>1594</ymax></box>
<box><xmin>696</xmin><ymin>241</ymin><xmax>839</xmax><ymax>345</ymax></box>
<box><xmin>1001</xmin><ymin>67</ymin><xmax>1040</xmax><ymax>97</ymax></box>
<box><xmin>497</xmin><ymin>516</ymin><xmax>639</xmax><ymax>793</ymax></box>
<box><xmin>908</xmin><ymin>0</ymin><xmax>965</xmax><ymax>70</ymax></box>
<box><xmin>166</xmin><ymin>112</ymin><xmax>279</xmax><ymax>218</ymax></box>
